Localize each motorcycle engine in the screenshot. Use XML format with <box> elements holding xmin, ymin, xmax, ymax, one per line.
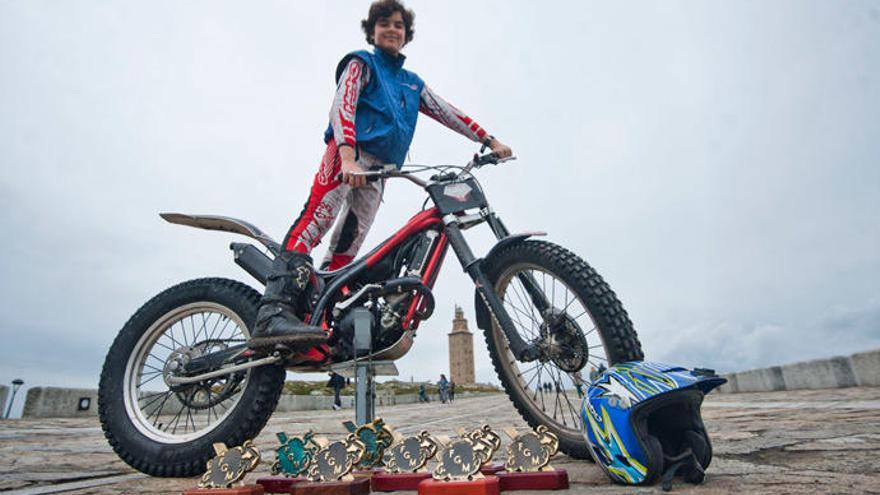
<box><xmin>331</xmin><ymin>293</ymin><xmax>411</xmax><ymax>360</ymax></box>
<box><xmin>329</xmin><ymin>229</ymin><xmax>439</xmax><ymax>361</ymax></box>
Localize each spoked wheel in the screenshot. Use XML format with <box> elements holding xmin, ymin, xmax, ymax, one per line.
<box><xmin>99</xmin><ymin>278</ymin><xmax>285</xmax><ymax>477</ymax></box>
<box><xmin>482</xmin><ymin>241</ymin><xmax>644</xmax><ymax>459</ymax></box>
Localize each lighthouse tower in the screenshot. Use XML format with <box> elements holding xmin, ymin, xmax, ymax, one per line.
<box><xmin>448</xmin><ymin>305</ymin><xmax>475</xmax><ymax>385</ymax></box>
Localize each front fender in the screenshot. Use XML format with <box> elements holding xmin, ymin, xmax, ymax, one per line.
<box><xmin>474</xmin><ymin>232</ymin><xmax>545</xmax><ymax>332</ymax></box>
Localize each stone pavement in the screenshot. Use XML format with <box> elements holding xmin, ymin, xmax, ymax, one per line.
<box><xmin>1</xmin><ymin>388</ymin><xmax>879</xmax><ymax>494</ymax></box>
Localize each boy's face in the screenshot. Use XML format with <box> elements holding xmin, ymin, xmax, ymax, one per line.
<box><xmin>373</xmin><ymin>11</ymin><xmax>406</xmax><ymax>56</ymax></box>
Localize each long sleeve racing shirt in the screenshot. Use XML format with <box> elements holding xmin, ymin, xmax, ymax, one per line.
<box><xmin>328</xmin><ymin>58</ymin><xmax>490</xmax><ymax>151</ymax></box>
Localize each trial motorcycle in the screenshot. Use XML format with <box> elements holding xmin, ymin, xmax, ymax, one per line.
<box><xmin>98</xmin><ymin>151</ymin><xmax>644</xmax><ymax>476</ymax></box>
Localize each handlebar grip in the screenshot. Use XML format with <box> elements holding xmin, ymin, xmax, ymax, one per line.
<box><xmin>335</xmin><ymin>171</ymin><xmax>381</xmax><ymax>183</ymax></box>
<box><xmin>476</xmin><ymin>152</ymin><xmax>500</xmax><ymax>166</ymax></box>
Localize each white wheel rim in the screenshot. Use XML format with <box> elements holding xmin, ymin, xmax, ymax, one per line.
<box><xmin>122</xmin><ymin>302</ymin><xmax>251</xmax><ymax>443</ymax></box>
<box><xmin>494</xmin><ymin>263</ymin><xmax>608</xmax><ymax>437</ymax></box>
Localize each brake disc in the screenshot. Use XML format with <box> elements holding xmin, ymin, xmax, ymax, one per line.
<box><xmin>542</xmin><ymin>309</ymin><xmax>589</xmax><ymax>372</ymax></box>
<box><xmin>163</xmin><ymin>341</ymin><xmax>245</xmax><ymax>410</ymax></box>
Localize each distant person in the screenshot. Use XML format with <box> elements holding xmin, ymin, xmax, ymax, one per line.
<box><xmin>418</xmin><ymin>383</ymin><xmax>430</xmax><ymax>403</ymax></box>
<box><xmin>574</xmin><ymin>371</ymin><xmax>585</xmax><ymax>398</ymax></box>
<box><xmin>438</xmin><ymin>374</ymin><xmax>449</xmax><ymax>404</ymax></box>
<box><xmin>326</xmin><ymin>371</ymin><xmax>346</xmax><ymax>410</ymax></box>
<box><xmin>449</xmin><ymin>381</ymin><xmax>456</xmax><ymax>402</ymax></box>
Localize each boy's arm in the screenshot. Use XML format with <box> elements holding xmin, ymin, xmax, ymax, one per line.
<box><xmin>330</xmin><ymin>58</ymin><xmax>370</xmax><ymax>187</ymax></box>
<box><xmin>329</xmin><ymin>58</ymin><xmax>370</xmax><ymax>149</ymax></box>
<box><xmin>419</xmin><ymin>85</ymin><xmax>513</xmax><ymax>157</ymax></box>
<box><xmin>419</xmin><ymin>85</ymin><xmax>491</xmax><ymax>145</ymax></box>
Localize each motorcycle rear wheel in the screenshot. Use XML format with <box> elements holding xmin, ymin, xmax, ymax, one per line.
<box><xmin>482</xmin><ymin>240</ymin><xmax>644</xmax><ymax>460</ymax></box>
<box><xmin>98</xmin><ymin>278</ymin><xmax>284</xmax><ymax>477</ymax></box>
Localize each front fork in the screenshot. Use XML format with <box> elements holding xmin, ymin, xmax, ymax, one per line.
<box><xmin>485</xmin><ymin>214</ymin><xmax>552</xmax><ymax>316</ymax></box>
<box><xmin>444</xmin><ymin>214</ymin><xmax>545</xmax><ymax>362</ymax></box>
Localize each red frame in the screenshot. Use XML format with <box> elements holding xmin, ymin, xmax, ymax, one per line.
<box><xmin>365</xmin><ymin>208</ymin><xmax>451</xmax><ymax>332</ymax></box>
<box><xmin>297</xmin><ymin>207</ymin><xmax>452</xmax><ymax>365</ymax></box>
<box><xmin>364</xmin><ymin>207</ymin><xmax>444</xmax><ymax>268</ymax></box>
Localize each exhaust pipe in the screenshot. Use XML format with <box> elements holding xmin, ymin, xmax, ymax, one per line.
<box><xmin>230</xmin><ymin>242</ymin><xmax>272</xmax><ymax>285</ymax></box>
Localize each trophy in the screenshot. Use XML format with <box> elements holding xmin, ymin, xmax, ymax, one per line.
<box><xmin>457</xmin><ymin>425</ymin><xmax>504</xmax><ymax>475</ymax></box>
<box><xmin>256</xmin><ymin>431</ymin><xmax>322</xmax><ymax>493</ymax></box>
<box><xmin>495</xmin><ymin>426</ymin><xmax>569</xmax><ymax>491</ymax></box>
<box><xmin>342</xmin><ymin>418</ymin><xmax>395</xmax><ymax>472</ymax></box>
<box><xmin>504</xmin><ymin>425</ymin><xmax>558</xmax><ymax>472</ymax></box>
<box><xmin>384</xmin><ymin>431</ymin><xmax>438</xmax><ymax>473</ymax></box>
<box><xmin>291</xmin><ymin>434</ymin><xmax>371</xmax><ymax>495</ymax></box>
<box><xmin>371</xmin><ymin>430</ymin><xmax>438</xmax><ymax>491</ymax></box>
<box><xmin>183</xmin><ymin>441</ymin><xmax>262</xmax><ymax>495</ymax></box>
<box><xmin>417</xmin><ymin>427</ymin><xmax>501</xmax><ymax>495</ymax></box>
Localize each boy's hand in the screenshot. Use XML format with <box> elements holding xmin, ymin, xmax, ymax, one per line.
<box><xmin>338</xmin><ymin>145</ymin><xmax>366</xmax><ymax>188</ymax></box>
<box><xmin>488</xmin><ymin>138</ymin><xmax>513</xmax><ymax>159</ymax></box>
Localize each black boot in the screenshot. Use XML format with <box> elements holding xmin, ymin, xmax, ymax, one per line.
<box><xmin>248</xmin><ymin>251</ymin><xmax>328</xmax><ymax>350</ymax></box>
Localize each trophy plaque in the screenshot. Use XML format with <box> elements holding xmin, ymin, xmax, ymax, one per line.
<box><xmin>184</xmin><ymin>441</ymin><xmax>263</xmax><ymax>495</ymax></box>
<box><xmin>495</xmin><ymin>426</ymin><xmax>569</xmax><ymax>491</ymax></box>
<box><xmin>458</xmin><ymin>425</ymin><xmax>502</xmax><ymax>461</ymax></box>
<box><xmin>256</xmin><ymin>431</ymin><xmax>322</xmax><ymax>493</ymax></box>
<box><xmin>418</xmin><ymin>433</ymin><xmax>500</xmax><ymax>495</ymax></box>
<box><xmin>342</xmin><ymin>418</ymin><xmax>394</xmax><ymax>471</ymax></box>
<box><xmin>504</xmin><ymin>425</ymin><xmax>558</xmax><ymax>472</ymax></box>
<box><xmin>371</xmin><ymin>431</ymin><xmax>438</xmax><ymax>491</ymax></box>
<box><xmin>383</xmin><ymin>430</ymin><xmax>438</xmax><ymax>473</ymax></box>
<box><xmin>291</xmin><ymin>434</ymin><xmax>370</xmax><ymax>495</ymax></box>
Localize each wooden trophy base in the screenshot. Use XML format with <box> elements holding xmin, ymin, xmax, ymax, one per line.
<box><xmin>370</xmin><ymin>471</ymin><xmax>431</xmax><ymax>492</ymax></box>
<box><xmin>289</xmin><ymin>477</ymin><xmax>371</xmax><ymax>495</ymax></box>
<box><xmin>255</xmin><ymin>477</ymin><xmax>305</xmax><ymax>493</ymax></box>
<box><xmin>352</xmin><ymin>468</ymin><xmax>382</xmax><ymax>479</ymax></box>
<box><xmin>480</xmin><ymin>463</ymin><xmax>505</xmax><ymax>476</ymax></box>
<box><xmin>495</xmin><ymin>470</ymin><xmax>569</xmax><ymax>491</ymax></box>
<box><xmin>417</xmin><ymin>476</ymin><xmax>500</xmax><ymax>495</ymax></box>
<box><xmin>183</xmin><ymin>485</ymin><xmax>264</xmax><ymax>495</ymax></box>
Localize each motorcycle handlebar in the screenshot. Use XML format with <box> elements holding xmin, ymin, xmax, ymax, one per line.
<box><xmin>334</xmin><ymin>171</ymin><xmax>382</xmax><ymax>183</ymax></box>
<box><xmin>475</xmin><ymin>152</ymin><xmax>500</xmax><ymax>166</ymax></box>
<box><xmin>334</xmin><ymin>152</ymin><xmax>515</xmax><ymax>187</ymax></box>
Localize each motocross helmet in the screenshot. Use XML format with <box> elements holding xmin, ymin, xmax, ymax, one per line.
<box><xmin>580</xmin><ymin>361</ymin><xmax>726</xmax><ymax>490</ymax></box>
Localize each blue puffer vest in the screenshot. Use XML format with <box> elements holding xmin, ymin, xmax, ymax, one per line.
<box><xmin>323</xmin><ymin>47</ymin><xmax>424</xmax><ymax>167</ymax></box>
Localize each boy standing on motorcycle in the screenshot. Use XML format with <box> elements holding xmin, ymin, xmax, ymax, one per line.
<box><xmin>248</xmin><ymin>0</ymin><xmax>512</xmax><ymax>349</ymax></box>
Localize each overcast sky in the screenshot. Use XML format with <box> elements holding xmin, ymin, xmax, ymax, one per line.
<box><xmin>1</xmin><ymin>1</ymin><xmax>878</xmax><ymax>416</ymax></box>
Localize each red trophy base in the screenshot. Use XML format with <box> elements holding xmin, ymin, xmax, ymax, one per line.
<box><xmin>371</xmin><ymin>471</ymin><xmax>431</xmax><ymax>492</ymax></box>
<box><xmin>417</xmin><ymin>476</ymin><xmax>500</xmax><ymax>495</ymax></box>
<box><xmin>255</xmin><ymin>477</ymin><xmax>305</xmax><ymax>493</ymax></box>
<box><xmin>183</xmin><ymin>485</ymin><xmax>264</xmax><ymax>495</ymax></box>
<box><xmin>289</xmin><ymin>477</ymin><xmax>371</xmax><ymax>495</ymax></box>
<box><xmin>480</xmin><ymin>463</ymin><xmax>505</xmax><ymax>476</ymax></box>
<box><xmin>496</xmin><ymin>470</ymin><xmax>569</xmax><ymax>491</ymax></box>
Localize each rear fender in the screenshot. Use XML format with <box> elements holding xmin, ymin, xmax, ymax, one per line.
<box><xmin>475</xmin><ymin>232</ymin><xmax>545</xmax><ymax>332</ymax></box>
<box><xmin>160</xmin><ymin>212</ymin><xmax>281</xmax><ymax>255</ymax></box>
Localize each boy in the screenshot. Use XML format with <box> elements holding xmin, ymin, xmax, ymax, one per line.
<box><xmin>249</xmin><ymin>0</ymin><xmax>512</xmax><ymax>349</ymax></box>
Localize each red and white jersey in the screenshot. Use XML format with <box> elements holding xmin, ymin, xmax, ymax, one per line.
<box><xmin>329</xmin><ymin>58</ymin><xmax>490</xmax><ymax>150</ymax></box>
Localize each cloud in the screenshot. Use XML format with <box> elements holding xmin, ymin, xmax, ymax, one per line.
<box><xmin>1</xmin><ymin>1</ymin><xmax>879</xmax><ymax>396</ymax></box>
<box><xmin>646</xmin><ymin>296</ymin><xmax>880</xmax><ymax>372</ymax></box>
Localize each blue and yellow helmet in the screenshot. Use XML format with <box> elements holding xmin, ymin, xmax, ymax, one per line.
<box><xmin>580</xmin><ymin>361</ymin><xmax>726</xmax><ymax>488</ymax></box>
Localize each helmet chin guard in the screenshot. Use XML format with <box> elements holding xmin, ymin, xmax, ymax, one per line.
<box><xmin>580</xmin><ymin>362</ymin><xmax>726</xmax><ymax>489</ymax></box>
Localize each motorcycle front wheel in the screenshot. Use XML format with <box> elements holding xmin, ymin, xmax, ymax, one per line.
<box><xmin>98</xmin><ymin>278</ymin><xmax>284</xmax><ymax>477</ymax></box>
<box><xmin>481</xmin><ymin>240</ymin><xmax>644</xmax><ymax>460</ymax></box>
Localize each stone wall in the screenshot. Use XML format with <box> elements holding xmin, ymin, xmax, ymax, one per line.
<box><xmin>23</xmin><ymin>387</ymin><xmax>99</xmax><ymax>418</ymax></box>
<box><xmin>21</xmin><ymin>385</ymin><xmax>495</xmax><ymax>418</ymax></box>
<box><xmin>0</xmin><ymin>385</ymin><xmax>8</xmax><ymax>418</ymax></box>
<box><xmin>717</xmin><ymin>348</ymin><xmax>880</xmax><ymax>393</ymax></box>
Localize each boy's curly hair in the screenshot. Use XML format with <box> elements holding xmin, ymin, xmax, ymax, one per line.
<box><xmin>361</xmin><ymin>0</ymin><xmax>415</xmax><ymax>46</ymax></box>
